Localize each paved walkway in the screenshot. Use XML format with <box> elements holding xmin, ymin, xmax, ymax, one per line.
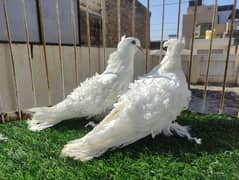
<box><xmin>189</xmin><ymin>85</ymin><xmax>239</xmax><ymax>117</ymax></box>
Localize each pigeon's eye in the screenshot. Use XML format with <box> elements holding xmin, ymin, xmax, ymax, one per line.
<box><xmin>131</xmin><ymin>40</ymin><xmax>136</xmax><ymax>45</ymax></box>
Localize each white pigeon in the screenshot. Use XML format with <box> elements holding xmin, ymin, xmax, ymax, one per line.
<box><xmin>61</xmin><ymin>39</ymin><xmax>201</xmax><ymax>161</ymax></box>
<box><xmin>27</xmin><ymin>36</ymin><xmax>142</xmax><ymax>131</ymax></box>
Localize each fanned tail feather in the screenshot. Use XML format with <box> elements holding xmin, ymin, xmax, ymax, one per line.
<box><xmin>169</xmin><ymin>122</ymin><xmax>201</xmax><ymax>144</ymax></box>
<box><xmin>26</xmin><ymin>107</ymin><xmax>49</xmax><ymax>113</ymax></box>
<box><xmin>28</xmin><ymin>118</ymin><xmax>62</xmax><ymax>132</ymax></box>
<box><xmin>61</xmin><ymin>108</ymin><xmax>120</xmax><ymax>161</ymax></box>
<box><xmin>61</xmin><ymin>104</ymin><xmax>142</xmax><ymax>161</ymax></box>
<box><xmin>27</xmin><ymin>107</ymin><xmax>63</xmax><ymax>132</ymax></box>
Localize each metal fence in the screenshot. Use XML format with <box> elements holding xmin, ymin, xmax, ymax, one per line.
<box><xmin>0</xmin><ymin>0</ymin><xmax>238</xmax><ymax>122</ymax></box>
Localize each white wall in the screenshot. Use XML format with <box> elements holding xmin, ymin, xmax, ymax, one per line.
<box><xmin>0</xmin><ymin>44</ymin><xmax>146</xmax><ymax>112</ymax></box>
<box><xmin>0</xmin><ymin>44</ymin><xmax>238</xmax><ymax>112</ymax></box>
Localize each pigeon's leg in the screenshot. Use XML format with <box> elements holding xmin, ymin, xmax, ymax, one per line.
<box><xmin>84</xmin><ymin>121</ymin><xmax>97</xmax><ymax>128</ymax></box>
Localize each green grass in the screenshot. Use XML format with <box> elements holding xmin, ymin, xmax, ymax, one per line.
<box><xmin>0</xmin><ymin>111</ymin><xmax>239</xmax><ymax>179</ymax></box>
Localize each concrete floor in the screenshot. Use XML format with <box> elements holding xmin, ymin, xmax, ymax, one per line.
<box><xmin>189</xmin><ymin>85</ymin><xmax>239</xmax><ymax>117</ymax></box>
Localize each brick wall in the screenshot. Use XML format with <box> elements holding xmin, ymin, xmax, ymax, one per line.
<box><xmin>79</xmin><ymin>0</ymin><xmax>148</xmax><ymax>48</ymax></box>
<box><xmin>79</xmin><ymin>10</ymin><xmax>102</xmax><ymax>46</ymax></box>
<box><xmin>105</xmin><ymin>0</ymin><xmax>148</xmax><ymax>47</ymax></box>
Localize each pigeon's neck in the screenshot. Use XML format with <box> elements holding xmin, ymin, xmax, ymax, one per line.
<box><xmin>104</xmin><ymin>48</ymin><xmax>135</xmax><ymax>75</ymax></box>
<box><xmin>158</xmin><ymin>54</ymin><xmax>182</xmax><ymax>74</ymax></box>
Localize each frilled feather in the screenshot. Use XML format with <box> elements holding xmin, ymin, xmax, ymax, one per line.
<box><xmin>27</xmin><ymin>37</ymin><xmax>141</xmax><ymax>131</ymax></box>
<box><xmin>61</xmin><ymin>39</ymin><xmax>201</xmax><ymax>161</ymax></box>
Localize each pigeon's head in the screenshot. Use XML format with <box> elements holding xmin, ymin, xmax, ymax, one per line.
<box><xmin>159</xmin><ymin>39</ymin><xmax>185</xmax><ymax>71</ymax></box>
<box><xmin>117</xmin><ymin>35</ymin><xmax>142</xmax><ymax>54</ymax></box>
<box><xmin>163</xmin><ymin>39</ymin><xmax>184</xmax><ymax>56</ymax></box>
<box><xmin>105</xmin><ymin>36</ymin><xmax>142</xmax><ymax>73</ymax></box>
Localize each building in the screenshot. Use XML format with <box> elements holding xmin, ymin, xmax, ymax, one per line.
<box><xmin>182</xmin><ymin>1</ymin><xmax>239</xmax><ymax>50</ymax></box>
<box><xmin>180</xmin><ymin>1</ymin><xmax>239</xmax><ymax>85</ymax></box>
<box><xmin>0</xmin><ymin>0</ymin><xmax>148</xmax><ymax>47</ymax></box>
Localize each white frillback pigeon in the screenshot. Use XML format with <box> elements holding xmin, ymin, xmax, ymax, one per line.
<box><xmin>27</xmin><ymin>36</ymin><xmax>141</xmax><ymax>131</ymax></box>
<box><xmin>61</xmin><ymin>39</ymin><xmax>201</xmax><ymax>161</ymax></box>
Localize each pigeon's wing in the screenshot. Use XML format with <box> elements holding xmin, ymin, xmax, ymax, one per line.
<box><xmin>28</xmin><ymin>73</ymin><xmax>119</xmax><ymax>131</ymax></box>
<box><xmin>87</xmin><ymin>76</ymin><xmax>184</xmax><ymax>136</ymax></box>
<box><xmin>113</xmin><ymin>76</ymin><xmax>188</xmax><ymax>136</ymax></box>
<box><xmin>61</xmin><ymin>76</ymin><xmax>197</xmax><ymax>161</ymax></box>
<box><xmin>51</xmin><ymin>73</ymin><xmax>119</xmax><ymax>114</ymax></box>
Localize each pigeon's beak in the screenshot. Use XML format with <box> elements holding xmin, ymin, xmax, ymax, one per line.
<box><xmin>136</xmin><ymin>46</ymin><xmax>145</xmax><ymax>54</ymax></box>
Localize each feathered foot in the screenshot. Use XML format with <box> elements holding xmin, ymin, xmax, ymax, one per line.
<box><xmin>170</xmin><ymin>122</ymin><xmax>202</xmax><ymax>144</ymax></box>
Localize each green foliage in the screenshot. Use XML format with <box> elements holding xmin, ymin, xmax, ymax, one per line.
<box><xmin>0</xmin><ymin>112</ymin><xmax>239</xmax><ymax>179</ymax></box>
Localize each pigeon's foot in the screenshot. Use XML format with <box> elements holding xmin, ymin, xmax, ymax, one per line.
<box><xmin>170</xmin><ymin>122</ymin><xmax>202</xmax><ymax>144</ymax></box>
<box><xmin>84</xmin><ymin>121</ymin><xmax>97</xmax><ymax>128</ymax></box>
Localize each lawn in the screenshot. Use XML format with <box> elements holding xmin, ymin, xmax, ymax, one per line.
<box><xmin>0</xmin><ymin>111</ymin><xmax>239</xmax><ymax>179</ymax></box>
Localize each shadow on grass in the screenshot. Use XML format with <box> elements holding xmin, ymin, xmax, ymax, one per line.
<box><xmin>53</xmin><ymin>117</ymin><xmax>99</xmax><ymax>131</ymax></box>
<box><xmin>39</xmin><ymin>111</ymin><xmax>239</xmax><ymax>161</ymax></box>
<box><xmin>94</xmin><ymin>111</ymin><xmax>239</xmax><ymax>160</ymax></box>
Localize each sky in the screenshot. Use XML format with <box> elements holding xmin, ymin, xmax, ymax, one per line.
<box><xmin>138</xmin><ymin>0</ymin><xmax>239</xmax><ymax>41</ymax></box>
